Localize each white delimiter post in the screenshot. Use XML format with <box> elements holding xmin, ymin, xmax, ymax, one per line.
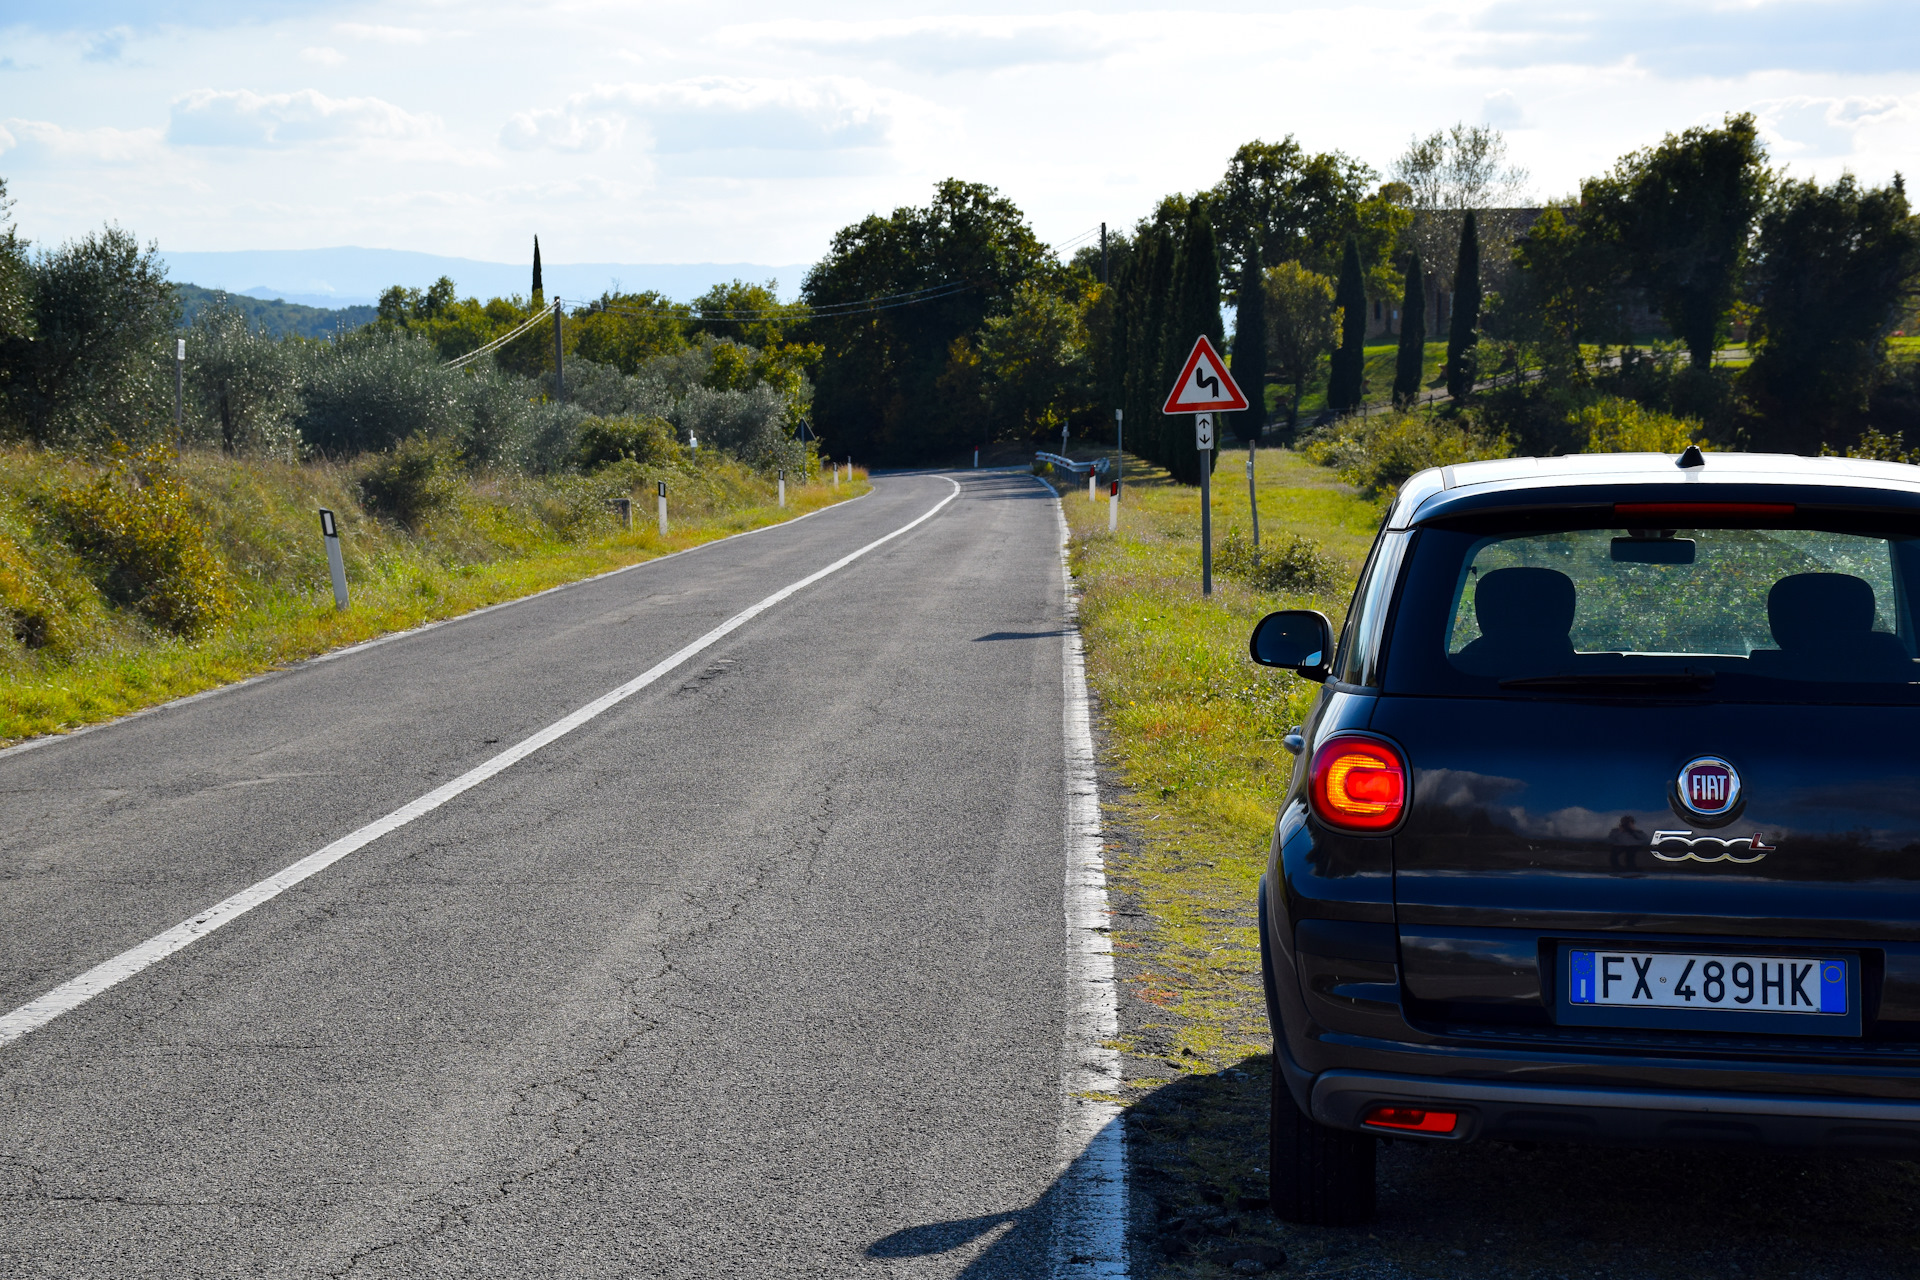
<box><xmin>1197</xmin><ymin>413</ymin><xmax>1213</xmax><ymax>597</ymax></box>
<box><xmin>778</xmin><ymin>469</ymin><xmax>786</xmax><ymax>508</ymax></box>
<box><xmin>318</xmin><ymin>508</ymin><xmax>349</xmax><ymax>610</ymax></box>
<box><xmin>1088</xmin><ymin>470</ymin><xmax>1096</xmax><ymax>502</ymax></box>
<box><xmin>657</xmin><ymin>480</ymin><xmax>668</xmax><ymax>537</ymax></box>
<box><xmin>1108</xmin><ymin>479</ymin><xmax>1118</xmax><ymax>533</ymax></box>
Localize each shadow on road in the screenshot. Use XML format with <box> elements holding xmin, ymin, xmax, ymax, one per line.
<box><xmin>1124</xmin><ymin>1052</ymin><xmax>1920</xmax><ymax>1279</ymax></box>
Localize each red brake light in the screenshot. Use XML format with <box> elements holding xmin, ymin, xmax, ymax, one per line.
<box><xmin>1363</xmin><ymin>1105</ymin><xmax>1457</xmax><ymax>1134</ymax></box>
<box><xmin>1614</xmin><ymin>502</ymin><xmax>1794</xmax><ymax>523</ymax></box>
<box><xmin>1308</xmin><ymin>736</ymin><xmax>1407</xmax><ymax>832</ymax></box>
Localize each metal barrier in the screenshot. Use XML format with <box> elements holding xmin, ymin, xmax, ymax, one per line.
<box><xmin>1033</xmin><ymin>452</ymin><xmax>1110</xmax><ymax>478</ymax></box>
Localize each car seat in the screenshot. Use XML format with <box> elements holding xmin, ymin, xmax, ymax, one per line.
<box><xmin>1746</xmin><ymin>572</ymin><xmax>1914</xmax><ymax>682</ymax></box>
<box><xmin>1453</xmin><ymin>566</ymin><xmax>1577</xmax><ymax>677</ymax></box>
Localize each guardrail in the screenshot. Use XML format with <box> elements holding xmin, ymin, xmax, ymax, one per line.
<box><xmin>1034</xmin><ymin>452</ymin><xmax>1111</xmax><ymax>478</ymax></box>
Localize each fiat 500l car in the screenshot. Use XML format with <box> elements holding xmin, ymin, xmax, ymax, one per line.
<box><xmin>1248</xmin><ymin>449</ymin><xmax>1920</xmax><ymax>1225</ymax></box>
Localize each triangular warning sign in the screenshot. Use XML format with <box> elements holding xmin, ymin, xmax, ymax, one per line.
<box><xmin>1161</xmin><ymin>335</ymin><xmax>1248</xmax><ymax>414</ymax></box>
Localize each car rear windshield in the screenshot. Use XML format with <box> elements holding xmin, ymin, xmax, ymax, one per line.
<box><xmin>1385</xmin><ymin>519</ymin><xmax>1920</xmax><ymax>701</ymax></box>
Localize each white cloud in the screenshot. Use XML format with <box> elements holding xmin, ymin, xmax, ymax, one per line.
<box><xmin>501</xmin><ymin>77</ymin><xmax>909</xmax><ymax>156</ymax></box>
<box><xmin>0</xmin><ymin>117</ymin><xmax>162</xmax><ymax>167</ymax></box>
<box><xmin>82</xmin><ymin>26</ymin><xmax>132</xmax><ymax>64</ymax></box>
<box><xmin>722</xmin><ymin>14</ymin><xmax>1117</xmax><ymax>73</ymax></box>
<box><xmin>1482</xmin><ymin>90</ymin><xmax>1527</xmax><ymax>129</ymax></box>
<box><xmin>1753</xmin><ymin>94</ymin><xmax>1913</xmax><ymax>161</ymax></box>
<box><xmin>168</xmin><ymin>88</ymin><xmax>433</xmax><ymax>149</ymax></box>
<box><xmin>335</xmin><ymin>24</ymin><xmax>430</xmax><ymax>45</ymax></box>
<box><xmin>300</xmin><ymin>46</ymin><xmax>346</xmax><ymax>67</ymax></box>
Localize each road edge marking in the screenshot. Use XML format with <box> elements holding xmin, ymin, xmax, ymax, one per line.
<box><xmin>0</xmin><ymin>478</ymin><xmax>956</xmax><ymax>1051</ymax></box>
<box><xmin>0</xmin><ymin>489</ymin><xmax>875</xmax><ymax>764</ymax></box>
<box><xmin>1042</xmin><ymin>477</ymin><xmax>1130</xmax><ymax>1279</ymax></box>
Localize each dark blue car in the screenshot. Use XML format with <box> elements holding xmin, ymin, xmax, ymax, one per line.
<box><xmin>1249</xmin><ymin>449</ymin><xmax>1920</xmax><ymax>1224</ymax></box>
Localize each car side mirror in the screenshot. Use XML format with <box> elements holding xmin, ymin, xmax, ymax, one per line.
<box><xmin>1250</xmin><ymin>609</ymin><xmax>1334</xmax><ymax>681</ymax></box>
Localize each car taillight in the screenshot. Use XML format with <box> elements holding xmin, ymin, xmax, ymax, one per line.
<box><xmin>1363</xmin><ymin>1105</ymin><xmax>1457</xmax><ymax>1134</ymax></box>
<box><xmin>1309</xmin><ymin>735</ymin><xmax>1407</xmax><ymax>832</ymax></box>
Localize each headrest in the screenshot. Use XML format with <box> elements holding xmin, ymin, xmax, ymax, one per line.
<box><xmin>1769</xmin><ymin>573</ymin><xmax>1877</xmax><ymax>649</ymax></box>
<box><xmin>1474</xmin><ymin>567</ymin><xmax>1576</xmax><ymax>639</ymax></box>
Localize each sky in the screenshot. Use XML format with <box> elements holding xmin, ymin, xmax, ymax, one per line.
<box><xmin>1</xmin><ymin>0</ymin><xmax>1916</xmax><ymax>278</ymax></box>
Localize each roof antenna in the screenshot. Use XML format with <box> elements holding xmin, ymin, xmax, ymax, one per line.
<box><xmin>1676</xmin><ymin>445</ymin><xmax>1705</xmax><ymax>468</ymax></box>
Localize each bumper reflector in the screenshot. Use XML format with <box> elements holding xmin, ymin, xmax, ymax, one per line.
<box><xmin>1362</xmin><ymin>1105</ymin><xmax>1458</xmax><ymax>1134</ymax></box>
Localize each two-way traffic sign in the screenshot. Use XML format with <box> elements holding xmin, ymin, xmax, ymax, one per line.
<box><xmin>1161</xmin><ymin>335</ymin><xmax>1248</xmax><ymax>415</ymax></box>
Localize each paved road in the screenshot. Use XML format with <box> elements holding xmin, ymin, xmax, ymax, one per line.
<box><xmin>0</xmin><ymin>471</ymin><xmax>1104</xmax><ymax>1278</ymax></box>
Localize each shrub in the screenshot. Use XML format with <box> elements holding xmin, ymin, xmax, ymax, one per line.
<box><xmin>293</xmin><ymin>330</ymin><xmax>468</xmax><ymax>456</ymax></box>
<box><xmin>358</xmin><ymin>435</ymin><xmax>466</xmax><ymax>529</ymax></box>
<box><xmin>1304</xmin><ymin>410</ymin><xmax>1513</xmax><ymax>498</ymax></box>
<box><xmin>55</xmin><ymin>445</ymin><xmax>233</xmax><ymax>636</ymax></box>
<box><xmin>1216</xmin><ymin>527</ymin><xmax>1340</xmax><ymax>594</ymax></box>
<box><xmin>576</xmin><ymin>414</ymin><xmax>678</xmax><ymax>471</ymax></box>
<box><xmin>1574</xmin><ymin>396</ymin><xmax>1700</xmax><ymax>453</ymax></box>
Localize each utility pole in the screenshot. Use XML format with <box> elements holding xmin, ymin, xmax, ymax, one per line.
<box><xmin>552</xmin><ymin>298</ymin><xmax>565</xmax><ymax>402</ymax></box>
<box><xmin>173</xmin><ymin>338</ymin><xmax>185</xmax><ymax>443</ymax></box>
<box><xmin>1100</xmin><ymin>223</ymin><xmax>1108</xmax><ymax>284</ymax></box>
<box><xmin>1114</xmin><ymin>408</ymin><xmax>1123</xmax><ymax>499</ymax></box>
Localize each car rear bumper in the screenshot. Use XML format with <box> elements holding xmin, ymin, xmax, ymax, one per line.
<box><xmin>1311</xmin><ymin>1069</ymin><xmax>1920</xmax><ymax>1155</ymax></box>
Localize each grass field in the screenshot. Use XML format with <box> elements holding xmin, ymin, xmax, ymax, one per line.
<box><xmin>0</xmin><ymin>446</ymin><xmax>866</xmax><ymax>747</ymax></box>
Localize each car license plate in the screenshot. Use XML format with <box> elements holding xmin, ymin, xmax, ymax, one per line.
<box><xmin>1568</xmin><ymin>949</ymin><xmax>1847</xmax><ymax>1015</ymax></box>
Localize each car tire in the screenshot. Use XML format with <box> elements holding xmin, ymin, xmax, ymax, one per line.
<box><xmin>1269</xmin><ymin>1063</ymin><xmax>1377</xmax><ymax>1226</ymax></box>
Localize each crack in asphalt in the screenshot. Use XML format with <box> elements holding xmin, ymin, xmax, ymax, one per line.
<box><xmin>320</xmin><ymin>768</ymin><xmax>853</xmax><ymax>1279</ymax></box>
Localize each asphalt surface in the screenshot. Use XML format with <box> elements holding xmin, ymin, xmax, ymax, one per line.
<box><xmin>0</xmin><ymin>470</ymin><xmax>1084</xmax><ymax>1278</ymax></box>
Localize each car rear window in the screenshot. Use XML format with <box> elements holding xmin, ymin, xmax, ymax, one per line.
<box><xmin>1387</xmin><ymin>520</ymin><xmax>1920</xmax><ymax>701</ymax></box>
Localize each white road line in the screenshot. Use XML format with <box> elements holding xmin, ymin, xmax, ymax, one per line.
<box><xmin>0</xmin><ymin>489</ymin><xmax>874</xmax><ymax>764</ymax></box>
<box><xmin>0</xmin><ymin>478</ymin><xmax>959</xmax><ymax>1052</ymax></box>
<box><xmin>1043</xmin><ymin>479</ymin><xmax>1130</xmax><ymax>1279</ymax></box>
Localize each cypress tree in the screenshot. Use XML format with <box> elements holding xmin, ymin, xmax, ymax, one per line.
<box><xmin>1124</xmin><ymin>224</ymin><xmax>1173</xmax><ymax>470</ymax></box>
<box><xmin>1163</xmin><ymin>200</ymin><xmax>1224</xmax><ymax>485</ymax></box>
<box><xmin>1330</xmin><ymin>236</ymin><xmax>1367</xmax><ymax>412</ymax></box>
<box><xmin>1445</xmin><ymin>212</ymin><xmax>1482</xmax><ymax>402</ymax></box>
<box><xmin>1393</xmin><ymin>253</ymin><xmax>1426</xmax><ymax>408</ymax></box>
<box><xmin>531</xmin><ymin>236</ymin><xmax>544</xmax><ymax>305</ymax></box>
<box><xmin>1233</xmin><ymin>242</ymin><xmax>1267</xmax><ymax>446</ymax></box>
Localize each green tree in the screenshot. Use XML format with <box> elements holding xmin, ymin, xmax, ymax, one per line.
<box><xmin>1263</xmin><ymin>261</ymin><xmax>1338</xmax><ymax>433</ymax></box>
<box><xmin>531</xmin><ymin>236</ymin><xmax>544</xmax><ymax>306</ymax></box>
<box><xmin>979</xmin><ymin>280</ymin><xmax>1087</xmax><ymax>440</ymax></box>
<box><xmin>1162</xmin><ymin>200</ymin><xmax>1223</xmax><ymax>484</ymax></box>
<box><xmin>185</xmin><ymin>297</ymin><xmax>300</xmax><ymax>455</ymax></box>
<box><xmin>1232</xmin><ymin>243</ymin><xmax>1268</xmax><ymax>442</ymax></box>
<box><xmin>1494</xmin><ymin>205</ymin><xmax>1625</xmax><ymax>382</ymax></box>
<box><xmin>1121</xmin><ymin>216</ymin><xmax>1176</xmax><ymax>468</ymax></box>
<box><xmin>1328</xmin><ymin>236</ymin><xmax>1367</xmax><ymax>412</ymax></box>
<box><xmin>570</xmin><ymin>291</ymin><xmax>691</xmax><ymax>374</ymax></box>
<box><xmin>1393</xmin><ymin>253</ymin><xmax>1427</xmax><ymax>408</ymax></box>
<box><xmin>1445</xmin><ymin>212</ymin><xmax>1482</xmax><ymax>402</ymax></box>
<box><xmin>803</xmin><ymin>179</ymin><xmax>1056</xmax><ymax>464</ymax></box>
<box><xmin>1581</xmin><ymin>113</ymin><xmax>1768</xmax><ymax>366</ymax></box>
<box><xmin>0</xmin><ymin>178</ymin><xmax>30</xmax><ymax>348</ymax></box>
<box><xmin>0</xmin><ymin>225</ymin><xmax>177</xmax><ymax>446</ymax></box>
<box><xmin>1212</xmin><ymin>138</ymin><xmax>1381</xmax><ymax>278</ymax></box>
<box><xmin>1749</xmin><ymin>173</ymin><xmax>1920</xmax><ymax>452</ymax></box>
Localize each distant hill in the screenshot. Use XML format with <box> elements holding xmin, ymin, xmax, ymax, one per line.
<box><xmin>158</xmin><ymin>247</ymin><xmax>810</xmax><ymax>308</ymax></box>
<box><xmin>176</xmin><ymin>283</ymin><xmax>377</xmax><ymax>339</ymax></box>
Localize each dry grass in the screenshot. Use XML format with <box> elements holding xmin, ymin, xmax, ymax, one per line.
<box><xmin>0</xmin><ymin>443</ymin><xmax>866</xmax><ymax>746</ymax></box>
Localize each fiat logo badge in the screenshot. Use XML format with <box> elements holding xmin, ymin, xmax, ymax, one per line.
<box><xmin>1676</xmin><ymin>756</ymin><xmax>1741</xmax><ymax>819</ymax></box>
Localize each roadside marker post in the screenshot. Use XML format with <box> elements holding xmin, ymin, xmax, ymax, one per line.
<box><xmin>657</xmin><ymin>481</ymin><xmax>668</xmax><ymax>538</ymax></box>
<box><xmin>778</xmin><ymin>469</ymin><xmax>786</xmax><ymax>509</ymax></box>
<box><xmin>973</xmin><ymin>448</ymin><xmax>979</xmax><ymax>469</ymax></box>
<box><xmin>1248</xmin><ymin>436</ymin><xmax>1260</xmax><ymax>550</ymax></box>
<box><xmin>173</xmin><ymin>339</ymin><xmax>185</xmax><ymax>442</ymax></box>
<box><xmin>1161</xmin><ymin>335</ymin><xmax>1249</xmax><ymax>599</ymax></box>
<box><xmin>318</xmin><ymin>509</ymin><xmax>349</xmax><ymax>610</ymax></box>
<box><xmin>1088</xmin><ymin>470</ymin><xmax>1096</xmax><ymax>502</ymax></box>
<box><xmin>1113</xmin><ymin>409</ymin><xmax>1123</xmax><ymax>499</ymax></box>
<box><xmin>1109</xmin><ymin>479</ymin><xmax>1118</xmax><ymax>533</ymax></box>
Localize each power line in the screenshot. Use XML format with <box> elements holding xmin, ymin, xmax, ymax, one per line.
<box><xmin>443</xmin><ymin>301</ymin><xmax>555</xmax><ymax>369</ymax></box>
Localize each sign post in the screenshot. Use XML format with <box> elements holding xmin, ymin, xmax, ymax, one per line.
<box><xmin>1161</xmin><ymin>335</ymin><xmax>1249</xmax><ymax>599</ymax></box>
<box><xmin>318</xmin><ymin>508</ymin><xmax>349</xmax><ymax>610</ymax></box>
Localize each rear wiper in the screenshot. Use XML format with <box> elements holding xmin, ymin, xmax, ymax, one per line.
<box><xmin>1499</xmin><ymin>669</ymin><xmax>1716</xmax><ymax>692</ymax></box>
